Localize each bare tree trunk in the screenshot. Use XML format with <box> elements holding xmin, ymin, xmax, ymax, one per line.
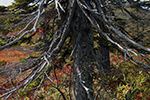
<box><xmin>97</xmin><ymin>0</ymin><xmax>110</xmax><ymax>72</ymax></box>
<box><xmin>98</xmin><ymin>22</ymin><xmax>110</xmax><ymax>72</ymax></box>
<box><xmin>98</xmin><ymin>42</ymin><xmax>110</xmax><ymax>72</ymax></box>
<box><xmin>71</xmin><ymin>0</ymin><xmax>110</xmax><ymax>99</ymax></box>
<box><xmin>127</xmin><ymin>0</ymin><xmax>134</xmax><ymax>3</ymax></box>
<box><xmin>71</xmin><ymin>3</ymin><xmax>94</xmax><ymax>100</ymax></box>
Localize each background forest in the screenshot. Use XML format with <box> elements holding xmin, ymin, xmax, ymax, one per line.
<box><xmin>0</xmin><ymin>0</ymin><xmax>150</xmax><ymax>100</ymax></box>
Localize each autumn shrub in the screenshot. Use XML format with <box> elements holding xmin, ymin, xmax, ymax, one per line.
<box><xmin>0</xmin><ymin>60</ymin><xmax>7</xmax><ymax>66</ymax></box>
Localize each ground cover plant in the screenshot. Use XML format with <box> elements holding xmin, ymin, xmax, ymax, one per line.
<box><xmin>0</xmin><ymin>0</ymin><xmax>150</xmax><ymax>100</ymax></box>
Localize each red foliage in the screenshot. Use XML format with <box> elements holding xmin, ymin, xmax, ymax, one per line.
<box><xmin>36</xmin><ymin>27</ymin><xmax>45</xmax><ymax>35</ymax></box>
<box><xmin>54</xmin><ymin>79</ymin><xmax>62</xmax><ymax>83</ymax></box>
<box><xmin>0</xmin><ymin>49</ymin><xmax>33</xmax><ymax>64</ymax></box>
<box><xmin>135</xmin><ymin>96</ymin><xmax>142</xmax><ymax>100</ymax></box>
<box><xmin>6</xmin><ymin>31</ymin><xmax>17</xmax><ymax>37</ymax></box>
<box><xmin>46</xmin><ymin>18</ymin><xmax>51</xmax><ymax>21</ymax></box>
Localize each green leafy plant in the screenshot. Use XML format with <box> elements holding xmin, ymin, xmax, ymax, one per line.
<box><xmin>125</xmin><ymin>89</ymin><xmax>138</xmax><ymax>100</ymax></box>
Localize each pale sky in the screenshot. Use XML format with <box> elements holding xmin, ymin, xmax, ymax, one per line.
<box><xmin>0</xmin><ymin>0</ymin><xmax>14</xmax><ymax>6</ymax></box>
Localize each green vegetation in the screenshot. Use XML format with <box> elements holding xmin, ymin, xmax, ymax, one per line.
<box><xmin>10</xmin><ymin>55</ymin><xmax>149</xmax><ymax>100</ymax></box>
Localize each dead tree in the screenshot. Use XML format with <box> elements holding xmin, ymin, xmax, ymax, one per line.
<box><xmin>0</xmin><ymin>0</ymin><xmax>150</xmax><ymax>100</ymax></box>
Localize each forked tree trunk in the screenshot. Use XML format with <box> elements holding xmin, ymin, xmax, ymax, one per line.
<box><xmin>72</xmin><ymin>3</ymin><xmax>94</xmax><ymax>100</ymax></box>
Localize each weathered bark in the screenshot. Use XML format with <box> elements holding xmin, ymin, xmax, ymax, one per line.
<box><xmin>71</xmin><ymin>2</ymin><xmax>94</xmax><ymax>100</ymax></box>
<box><xmin>71</xmin><ymin>0</ymin><xmax>110</xmax><ymax>99</ymax></box>
<box><xmin>98</xmin><ymin>42</ymin><xmax>110</xmax><ymax>72</ymax></box>
<box><xmin>98</xmin><ymin>23</ymin><xmax>110</xmax><ymax>72</ymax></box>
<box><xmin>127</xmin><ymin>0</ymin><xmax>134</xmax><ymax>3</ymax></box>
<box><xmin>97</xmin><ymin>0</ymin><xmax>110</xmax><ymax>72</ymax></box>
